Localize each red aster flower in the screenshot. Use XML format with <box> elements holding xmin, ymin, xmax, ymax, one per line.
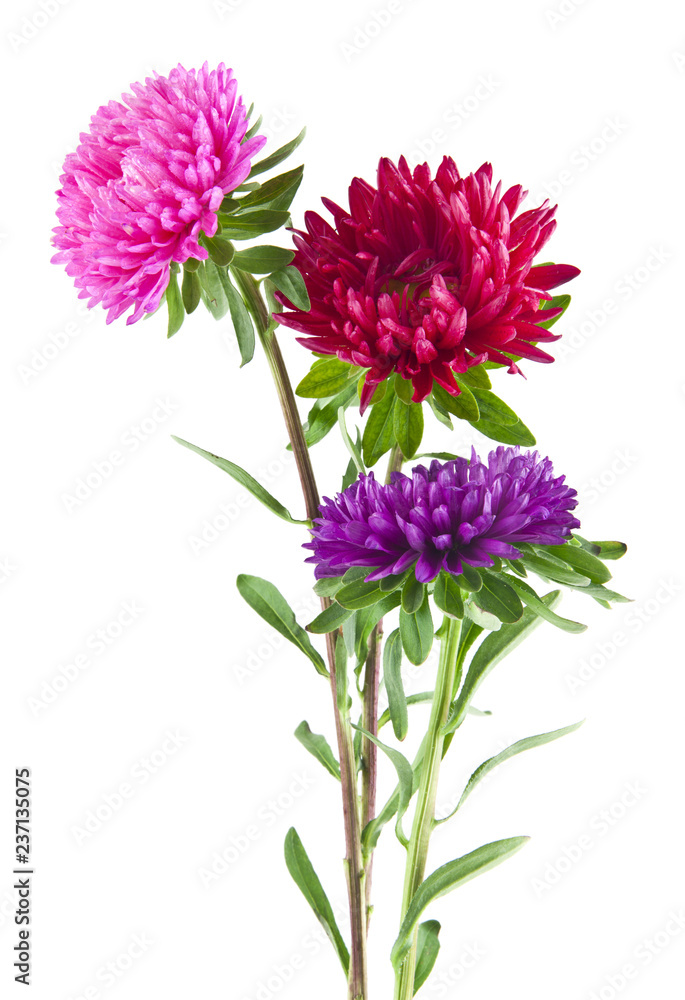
<box><xmin>276</xmin><ymin>156</ymin><xmax>579</xmax><ymax>412</ymax></box>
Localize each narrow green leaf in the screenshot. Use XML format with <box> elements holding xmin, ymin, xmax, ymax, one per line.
<box><xmin>338</xmin><ymin>407</ymin><xmax>366</xmax><ymax>475</ymax></box>
<box><xmin>294</xmin><ymin>721</ymin><xmax>340</xmax><ymax>780</ymax></box>
<box><xmin>433</xmin><ymin>571</ymin><xmax>464</xmax><ymax>620</ymax></box>
<box><xmin>307</xmin><ymin>601</ymin><xmax>353</xmax><ymax>634</ymax></box>
<box><xmin>426</xmin><ymin>394</ymin><xmax>454</xmax><ymax>430</ymax></box>
<box><xmin>353</xmin><ymin>591</ymin><xmax>401</xmax><ymax>666</ymax></box>
<box><xmin>362</xmin><ymin>388</ymin><xmax>396</xmax><ymax>467</ymax></box>
<box><xmin>218</xmin><ymin>209</ymin><xmax>291</xmax><ymax>241</ymax></box>
<box><xmin>472</xmin><ymin>570</ymin><xmax>524</xmax><ymax>624</ymax></box>
<box><xmin>199</xmin><ymin>260</ymin><xmax>229</xmax><ymax>319</ymax></box>
<box><xmin>378</xmin><ymin>691</ymin><xmax>433</xmax><ymax>732</ymax></box>
<box><xmin>402</xmin><ymin>575</ymin><xmax>426</xmax><ymax>614</ymax></box>
<box><xmin>250</xmin><ymin>127</ymin><xmax>306</xmax><ymax>177</ymax></box>
<box><xmin>414</xmin><ymin>920</ymin><xmax>441</xmax><ymax>995</ymax></box>
<box><xmin>452</xmin><ymin>563</ymin><xmax>482</xmax><ymax>593</ymax></box>
<box><xmin>232</xmin><ymin>245</ymin><xmax>295</xmax><ymax>274</ymax></box>
<box><xmin>313</xmin><ymin>576</ymin><xmax>343</xmax><ymax>597</ymax></box>
<box><xmin>237</xmin><ymin>575</ymin><xmax>327</xmax><ymax>676</ymax></box>
<box><xmin>201</xmin><ymin>234</ymin><xmax>235</xmax><ymax>266</ymax></box>
<box><xmin>503</xmin><ymin>574</ymin><xmax>587</xmax><ymax>633</ymax></box>
<box><xmin>522</xmin><ymin>549</ymin><xmax>591</xmax><ymax>587</ymax></box>
<box><xmin>443</xmin><ymin>593</ymin><xmax>561</xmax><ymax>735</ymax></box>
<box><xmin>470</xmin><ymin>416</ymin><xmax>536</xmax><ymax>447</ymax></box>
<box><xmin>394</xmin><ymin>373</ymin><xmax>414</xmax><ymax>403</ymax></box>
<box><xmin>284</xmin><ymin>828</ymin><xmax>349</xmax><ymax>975</ymax></box>
<box><xmin>336</xmin><ymin>577</ymin><xmax>386</xmax><ymax>611</ymax></box>
<box><xmin>537</xmin><ymin>293</ymin><xmax>571</xmax><ymax>330</ymax></box>
<box><xmin>181</xmin><ymin>268</ymin><xmax>201</xmax><ymax>314</ymax></box>
<box><xmin>393</xmin><ymin>398</ymin><xmax>424</xmax><ymax>459</ymax></box>
<box><xmin>391</xmin><ymin>838</ymin><xmax>529</xmax><ymax>970</ymax></box>
<box><xmin>302</xmin><ymin>383</ymin><xmax>358</xmax><ymax>447</ymax></box>
<box><xmin>456</xmin><ymin>366</ymin><xmax>491</xmax><ymax>390</ymax></box>
<box><xmin>352</xmin><ymin>725</ymin><xmax>413</xmax><ymax>845</ymax></box>
<box><xmin>400</xmin><ymin>592</ymin><xmax>434</xmax><ymax>665</ymax></box>
<box><xmin>464</xmin><ymin>602</ymin><xmax>502</xmax><ymax>631</ymax></box>
<box><xmin>383</xmin><ymin>629</ymin><xmax>408</xmax><ymax>740</ymax></box>
<box><xmin>296</xmin><ymin>358</ymin><xmax>359</xmax><ymax>399</ymax></box>
<box><xmin>237</xmin><ymin>165</ymin><xmax>304</xmax><ymax>211</ymax></box>
<box><xmin>269</xmin><ymin>265</ymin><xmax>311</xmax><ymax>311</ymax></box>
<box><xmin>165</xmin><ymin>269</ymin><xmax>184</xmax><ymax>338</ymax></box>
<box><xmin>244</xmin><ymin>112</ymin><xmax>263</xmax><ymax>141</ymax></box>
<box><xmin>590</xmin><ymin>539</ymin><xmax>628</xmax><ymax>561</ymax></box>
<box><xmin>172</xmin><ymin>436</ymin><xmax>308</xmax><ymax>525</ymax></box>
<box><xmin>450</xmin><ymin>722</ymin><xmax>584</xmax><ymax>815</ymax></box>
<box><xmin>549</xmin><ymin>544</ymin><xmax>612</xmax><ymax>584</ymax></box>
<box><xmin>221</xmin><ymin>275</ymin><xmax>255</xmax><ymax>367</ymax></box>
<box><xmin>470</xmin><ymin>388</ymin><xmax>519</xmax><ymax>426</ymax></box>
<box><xmin>433</xmin><ymin>382</ymin><xmax>479</xmax><ymax>422</ymax></box>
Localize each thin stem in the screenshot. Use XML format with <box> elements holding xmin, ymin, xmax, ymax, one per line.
<box><xmin>394</xmin><ymin>616</ymin><xmax>462</xmax><ymax>1000</ymax></box>
<box><xmin>360</xmin><ymin>442</ymin><xmax>405</xmax><ymax>918</ymax></box>
<box><xmin>234</xmin><ymin>268</ymin><xmax>368</xmax><ymax>1000</ymax></box>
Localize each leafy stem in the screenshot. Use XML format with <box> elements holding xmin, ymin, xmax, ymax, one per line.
<box><xmin>394</xmin><ymin>615</ymin><xmax>462</xmax><ymax>1000</ymax></box>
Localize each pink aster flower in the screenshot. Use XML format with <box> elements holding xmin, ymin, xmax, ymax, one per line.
<box><xmin>276</xmin><ymin>157</ymin><xmax>580</xmax><ymax>411</ymax></box>
<box><xmin>52</xmin><ymin>63</ymin><xmax>265</xmax><ymax>325</ymax></box>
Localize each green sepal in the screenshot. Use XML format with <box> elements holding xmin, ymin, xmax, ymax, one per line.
<box><xmin>181</xmin><ymin>268</ymin><xmax>201</xmax><ymax>314</ymax></box>
<box><xmin>433</xmin><ymin>571</ymin><xmax>464</xmax><ymax>619</ymax></box>
<box><xmin>200</xmin><ymin>234</ymin><xmax>235</xmax><ymax>267</ymax></box>
<box><xmin>401</xmin><ymin>574</ymin><xmax>426</xmax><ymax>614</ymax></box>
<box><xmin>165</xmin><ymin>267</ymin><xmax>184</xmax><ymax>338</ymax></box>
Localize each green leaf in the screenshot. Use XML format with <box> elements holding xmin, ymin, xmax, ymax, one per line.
<box><xmin>464</xmin><ymin>602</ymin><xmax>502</xmax><ymax>631</ymax></box>
<box><xmin>201</xmin><ymin>234</ymin><xmax>235</xmax><ymax>266</ymax></box>
<box><xmin>433</xmin><ymin>571</ymin><xmax>464</xmax><ymax>620</ymax></box>
<box><xmin>296</xmin><ymin>358</ymin><xmax>359</xmax><ymax>399</ymax></box>
<box><xmin>221</xmin><ymin>275</ymin><xmax>255</xmax><ymax>367</ymax></box>
<box><xmin>400</xmin><ymin>592</ymin><xmax>434</xmax><ymax>665</ymax></box>
<box><xmin>237</xmin><ymin>575</ymin><xmax>327</xmax><ymax>677</ymax></box>
<box><xmin>521</xmin><ymin>549</ymin><xmax>591</xmax><ymax>587</ymax></box>
<box><xmin>165</xmin><ymin>269</ymin><xmax>184</xmax><ymax>338</ymax></box>
<box><xmin>336</xmin><ymin>577</ymin><xmax>386</xmax><ymax>611</ymax></box>
<box><xmin>181</xmin><ymin>268</ymin><xmax>201</xmax><ymax>314</ymax></box>
<box><xmin>352</xmin><ymin>726</ymin><xmax>413</xmax><ymax>845</ymax></box>
<box><xmin>362</xmin><ymin>388</ymin><xmax>396</xmax><ymax>467</ymax></box>
<box><xmin>391</xmin><ymin>838</ymin><xmax>529</xmax><ymax>970</ymax></box>
<box><xmin>232</xmin><ymin>245</ymin><xmax>295</xmax><ymax>274</ymax></box>
<box><xmin>394</xmin><ymin>373</ymin><xmax>414</xmax><ymax>403</ymax></box>
<box><xmin>313</xmin><ymin>576</ymin><xmax>343</xmax><ymax>598</ymax></box>
<box><xmin>172</xmin><ymin>436</ymin><xmax>308</xmax><ymax>526</ymax></box>
<box><xmin>472</xmin><ymin>570</ymin><xmax>524</xmax><ymax>624</ymax></box>
<box><xmin>503</xmin><ymin>574</ymin><xmax>587</xmax><ymax>633</ymax></box>
<box><xmin>452</xmin><ymin>563</ymin><xmax>482</xmax><ymax>593</ymax></box>
<box><xmin>469</xmin><ymin>388</ymin><xmax>518</xmax><ymax>426</ymax></box>
<box><xmin>432</xmin><ymin>382</ymin><xmax>479</xmax><ymax>422</ymax></box>
<box><xmin>394</xmin><ymin>398</ymin><xmax>424</xmax><ymax>459</ymax></box>
<box><xmin>426</xmin><ymin>394</ymin><xmax>454</xmax><ymax>430</ymax></box>
<box><xmin>402</xmin><ymin>575</ymin><xmax>426</xmax><ymax>615</ymax></box>
<box><xmin>218</xmin><ymin>209</ymin><xmax>291</xmax><ymax>241</ymax></box>
<box><xmin>302</xmin><ymin>383</ymin><xmax>358</xmax><ymax>447</ymax></box>
<box><xmin>449</xmin><ymin>722</ymin><xmax>584</xmax><ymax>816</ymax></box>
<box><xmin>443</xmin><ymin>593</ymin><xmax>560</xmax><ymax>735</ymax></box>
<box><xmin>470</xmin><ymin>416</ymin><xmax>536</xmax><ymax>447</ymax></box>
<box><xmin>294</xmin><ymin>721</ymin><xmax>340</xmax><ymax>780</ymax></box>
<box><xmin>353</xmin><ymin>592</ymin><xmax>401</xmax><ymax>666</ymax></box>
<box><xmin>250</xmin><ymin>127</ymin><xmax>306</xmax><ymax>177</ymax></box>
<box><xmin>378</xmin><ymin>691</ymin><xmax>434</xmax><ymax>732</ymax></box>
<box><xmin>307</xmin><ymin>601</ymin><xmax>353</xmax><ymax>634</ymax></box>
<box><xmin>383</xmin><ymin>629</ymin><xmax>408</xmax><ymax>741</ymax></box>
<box><xmin>456</xmin><ymin>366</ymin><xmax>491</xmax><ymax>390</ymax></box>
<box><xmin>549</xmin><ymin>544</ymin><xmax>612</xmax><ymax>584</ymax></box>
<box><xmin>589</xmin><ymin>539</ymin><xmax>628</xmax><ymax>561</ymax></box>
<box><xmin>335</xmin><ymin>631</ymin><xmax>349</xmax><ymax>711</ymax></box>
<box><xmin>237</xmin><ymin>165</ymin><xmax>304</xmax><ymax>211</ymax></box>
<box><xmin>537</xmin><ymin>293</ymin><xmax>571</xmax><ymax>331</ymax></box>
<box><xmin>283</xmin><ymin>828</ymin><xmax>349</xmax><ymax>976</ymax></box>
<box><xmin>414</xmin><ymin>921</ymin><xmax>441</xmax><ymax>995</ymax></box>
<box><xmin>338</xmin><ymin>407</ymin><xmax>365</xmax><ymax>475</ymax></box>
<box><xmin>268</xmin><ymin>265</ymin><xmax>311</xmax><ymax>311</ymax></box>
<box><xmin>199</xmin><ymin>260</ymin><xmax>229</xmax><ymax>319</ymax></box>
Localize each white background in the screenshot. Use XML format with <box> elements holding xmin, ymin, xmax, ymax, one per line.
<box><xmin>2</xmin><ymin>0</ymin><xmax>684</xmax><ymax>998</ymax></box>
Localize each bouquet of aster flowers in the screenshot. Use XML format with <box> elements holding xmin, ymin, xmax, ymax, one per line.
<box><xmin>52</xmin><ymin>62</ymin><xmax>627</xmax><ymax>1000</ymax></box>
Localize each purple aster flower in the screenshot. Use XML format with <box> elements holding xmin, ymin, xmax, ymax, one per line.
<box><xmin>305</xmin><ymin>447</ymin><xmax>580</xmax><ymax>584</ymax></box>
<box><xmin>52</xmin><ymin>63</ymin><xmax>265</xmax><ymax>325</ymax></box>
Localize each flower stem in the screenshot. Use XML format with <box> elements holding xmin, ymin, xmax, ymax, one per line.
<box><xmin>360</xmin><ymin>442</ymin><xmax>405</xmax><ymax>917</ymax></box>
<box><xmin>232</xmin><ymin>268</ymin><xmax>368</xmax><ymax>1000</ymax></box>
<box><xmin>393</xmin><ymin>615</ymin><xmax>462</xmax><ymax>1000</ymax></box>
